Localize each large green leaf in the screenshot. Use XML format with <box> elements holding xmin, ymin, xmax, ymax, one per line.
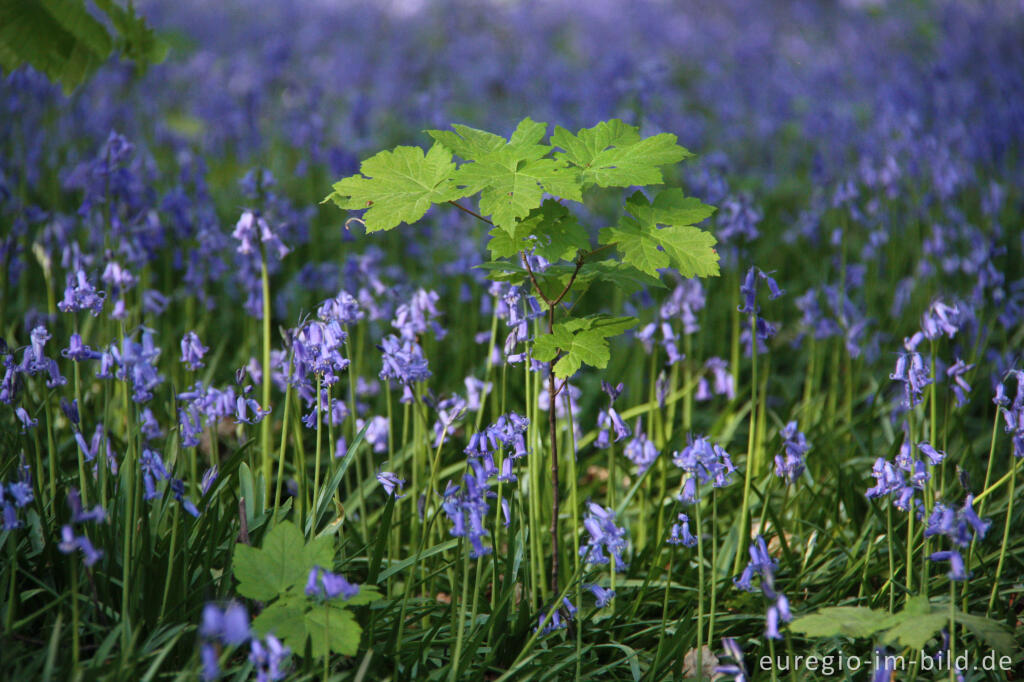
<box><xmin>304</xmin><ymin>603</ymin><xmax>362</xmax><ymax>657</ymax></box>
<box><xmin>0</xmin><ymin>0</ymin><xmax>164</xmax><ymax>95</ymax></box>
<box><xmin>324</xmin><ymin>143</ymin><xmax>461</xmax><ymax>232</ymax></box>
<box><xmin>789</xmin><ymin>606</ymin><xmax>900</xmax><ymax>640</ymax></box>
<box><xmin>551</xmin><ymin>119</ymin><xmax>692</xmax><ymax>188</ymax></box>
<box><xmin>234</xmin><ymin>521</ymin><xmax>319</xmax><ymax>601</ymax></box>
<box><xmin>447</xmin><ymin>118</ymin><xmax>582</xmax><ymax>235</ymax></box>
<box><xmin>599</xmin><ymin>190</ymin><xmax>718</xmax><ymax>278</ymax></box>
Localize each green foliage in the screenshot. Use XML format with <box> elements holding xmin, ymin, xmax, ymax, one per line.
<box><xmin>326</xmin><ymin>117</ymin><xmax>717</xmax><ymax>378</ymax></box>
<box><xmin>550</xmin><ymin>119</ymin><xmax>692</xmax><ymax>188</ymax></box>
<box><xmin>599</xmin><ymin>190</ymin><xmax>718</xmax><ymax>279</ymax></box>
<box><xmin>533</xmin><ymin>315</ymin><xmax>639</xmax><ymax>379</ymax></box>
<box><xmin>326</xmin><ymin>145</ymin><xmax>461</xmax><ymax>233</ymax></box>
<box><xmin>234</xmin><ymin>521</ymin><xmax>382</xmax><ymax>659</ymax></box>
<box><xmin>789</xmin><ymin>596</ymin><xmax>1016</xmax><ymax>655</ymax></box>
<box><xmin>0</xmin><ymin>0</ymin><xmax>165</xmax><ymax>94</ymax></box>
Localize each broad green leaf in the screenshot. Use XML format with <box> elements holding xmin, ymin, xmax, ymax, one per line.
<box><xmin>426</xmin><ymin>124</ymin><xmax>505</xmax><ymax>160</ymax></box>
<box><xmin>487</xmin><ymin>200</ymin><xmax>590</xmax><ymax>261</ymax></box>
<box><xmin>449</xmin><ymin>118</ymin><xmax>582</xmax><ymax>235</ymax></box>
<box><xmin>0</xmin><ymin>0</ymin><xmax>112</xmax><ymax>94</ymax></box>
<box><xmin>325</xmin><ymin>143</ymin><xmax>460</xmax><ymax>232</ymax></box>
<box><xmin>789</xmin><ymin>606</ymin><xmax>900</xmax><ymax>639</ymax></box>
<box><xmin>305</xmin><ymin>604</ymin><xmax>361</xmax><ymax>657</ymax></box>
<box><xmin>234</xmin><ymin>520</ymin><xmax>316</xmax><ymax>601</ymax></box>
<box><xmin>251</xmin><ymin>598</ymin><xmax>306</xmax><ymax>647</ymax></box>
<box><xmin>304</xmin><ymin>534</ymin><xmax>335</xmax><ymax>572</ymax></box>
<box><xmin>599</xmin><ymin>190</ymin><xmax>719</xmax><ymax>278</ymax></box>
<box><xmin>955</xmin><ymin>610</ymin><xmax>1017</xmax><ymax>656</ymax></box>
<box><xmin>882</xmin><ymin>613</ymin><xmax>948</xmax><ymax>650</ymax></box>
<box><xmin>552</xmin><ymin>119</ymin><xmax>692</xmax><ymax>188</ymax></box>
<box><xmin>533</xmin><ymin>316</ymin><xmax>638</xmax><ymax>379</ymax></box>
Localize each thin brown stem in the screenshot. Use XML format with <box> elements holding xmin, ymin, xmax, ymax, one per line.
<box><xmin>448</xmin><ymin>200</ymin><xmax>494</xmax><ymax>226</ymax></box>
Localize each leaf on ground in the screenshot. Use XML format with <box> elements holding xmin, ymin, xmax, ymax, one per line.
<box><xmin>304</xmin><ymin>603</ymin><xmax>362</xmax><ymax>658</ymax></box>
<box><xmin>789</xmin><ymin>606</ymin><xmax>899</xmax><ymax>639</ymax></box>
<box><xmin>234</xmin><ymin>521</ymin><xmax>325</xmax><ymax>601</ymax></box>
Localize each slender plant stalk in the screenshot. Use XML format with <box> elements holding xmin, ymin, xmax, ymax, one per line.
<box><xmin>259</xmin><ymin>244</ymin><xmax>273</xmax><ymax>496</ymax></box>
<box><xmin>734</xmin><ymin>312</ymin><xmax>758</xmax><ymax>574</ymax></box>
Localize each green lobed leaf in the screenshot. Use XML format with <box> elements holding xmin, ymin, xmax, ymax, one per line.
<box><xmin>0</xmin><ymin>0</ymin><xmax>112</xmax><ymax>94</ymax></box>
<box><xmin>324</xmin><ymin>143</ymin><xmax>461</xmax><ymax>232</ymax></box>
<box><xmin>251</xmin><ymin>598</ymin><xmax>307</xmax><ymax>648</ymax></box>
<box><xmin>487</xmin><ymin>199</ymin><xmax>590</xmax><ymax>262</ymax></box>
<box><xmin>533</xmin><ymin>315</ymin><xmax>638</xmax><ymax>379</ymax></box>
<box><xmin>954</xmin><ymin>610</ymin><xmax>1017</xmax><ymax>656</ymax></box>
<box><xmin>234</xmin><ymin>521</ymin><xmax>322</xmax><ymax>601</ymax></box>
<box><xmin>448</xmin><ymin>118</ymin><xmax>582</xmax><ymax>235</ymax></box>
<box><xmin>551</xmin><ymin>119</ymin><xmax>693</xmax><ymax>188</ymax></box>
<box><xmin>304</xmin><ymin>603</ymin><xmax>362</xmax><ymax>658</ymax></box>
<box><xmin>882</xmin><ymin>613</ymin><xmax>948</xmax><ymax>650</ymax></box>
<box><xmin>599</xmin><ymin>190</ymin><xmax>719</xmax><ymax>279</ymax></box>
<box><xmin>788</xmin><ymin>606</ymin><xmax>900</xmax><ymax>640</ymax></box>
<box><xmin>426</xmin><ymin>123</ymin><xmax>505</xmax><ymax>160</ymax></box>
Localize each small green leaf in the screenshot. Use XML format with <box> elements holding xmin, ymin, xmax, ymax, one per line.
<box><xmin>599</xmin><ymin>190</ymin><xmax>719</xmax><ymax>278</ymax></box>
<box><xmin>789</xmin><ymin>606</ymin><xmax>899</xmax><ymax>639</ymax></box>
<box><xmin>551</xmin><ymin>119</ymin><xmax>692</xmax><ymax>188</ymax></box>
<box><xmin>305</xmin><ymin>604</ymin><xmax>362</xmax><ymax>657</ymax></box>
<box><xmin>534</xmin><ymin>315</ymin><xmax>638</xmax><ymax>379</ymax></box>
<box><xmin>233</xmin><ymin>521</ymin><xmax>316</xmax><ymax>601</ymax></box>
<box><xmin>325</xmin><ymin>143</ymin><xmax>461</xmax><ymax>232</ymax></box>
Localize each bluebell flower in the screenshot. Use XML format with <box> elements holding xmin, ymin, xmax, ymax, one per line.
<box><xmin>57</xmin><ymin>269</ymin><xmax>105</xmax><ymax>315</ymax></box>
<box><xmin>929</xmin><ymin>550</ymin><xmax>968</xmax><ymax>581</ymax></box>
<box><xmin>170</xmin><ymin>479</ymin><xmax>200</xmax><ymax>517</ymax></box>
<box><xmin>62</xmin><ymin>333</ymin><xmax>102</xmax><ymax>361</ymax></box>
<box><xmin>734</xmin><ymin>536</ymin><xmax>776</xmax><ymax>593</ymax></box>
<box><xmin>946</xmin><ymin>359</ymin><xmax>973</xmax><ymax>407</ymax></box>
<box><xmin>773</xmin><ymin>421</ymin><xmax>810</xmax><ymax>485</ymax></box>
<box><xmin>537</xmin><ymin>597</ymin><xmax>577</xmax><ymax>635</ymax></box>
<box><xmin>14</xmin><ymin>406</ymin><xmax>37</xmax><ymax>431</ymax></box>
<box><xmin>673</xmin><ymin>436</ymin><xmax>736</xmax><ymax>501</ymax></box>
<box><xmin>61</xmin><ymin>398</ymin><xmax>79</xmax><ymax>425</ymax></box>
<box><xmin>716</xmin><ymin>638</ymin><xmax>749</xmax><ymax>682</ymax></box>
<box><xmin>140</xmin><ymin>448</ymin><xmax>170</xmax><ymax>501</ymax></box>
<box><xmin>738</xmin><ymin>266</ymin><xmax>784</xmax><ymax>315</ymax></box>
<box><xmin>623</xmin><ymin>424</ymin><xmax>659</xmax><ymax>474</ymax></box>
<box><xmin>580</xmin><ymin>502</ymin><xmax>628</xmax><ymax>571</ymax></box>
<box><xmin>305</xmin><ymin>566</ymin><xmax>360</xmax><ymax>601</ymax></box>
<box><xmin>587</xmin><ymin>584</ymin><xmax>615</xmax><ymax>607</ymax></box>
<box><xmin>376</xmin><ymin>471</ymin><xmax>405</xmax><ymax>498</ymax></box>
<box><xmin>921</xmin><ymin>300</ymin><xmax>962</xmax><ymax>341</ymax></box>
<box><xmin>58</xmin><ymin>525</ymin><xmax>103</xmax><ymax>566</ymax></box>
<box><xmin>667</xmin><ymin>513</ymin><xmax>697</xmax><ymax>547</ymax></box>
<box><xmin>180</xmin><ymin>331</ymin><xmax>209</xmax><ymax>371</ymax></box>
<box><xmin>200</xmin><ymin>601</ymin><xmax>250</xmax><ymax>646</ymax></box>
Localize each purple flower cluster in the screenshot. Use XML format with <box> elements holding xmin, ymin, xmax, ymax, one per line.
<box><xmin>673</xmin><ymin>436</ymin><xmax>736</xmax><ymax>504</ymax></box>
<box><xmin>996</xmin><ymin>370</ymin><xmax>1024</xmax><ymax>457</ymax></box>
<box><xmin>773</xmin><ymin>421</ymin><xmax>810</xmax><ymax>485</ymax></box>
<box><xmin>925</xmin><ymin>494</ymin><xmax>990</xmax><ymax>581</ymax></box>
<box><xmin>594</xmin><ymin>381</ymin><xmax>630</xmax><ymax>449</ymax></box>
<box><xmin>2</xmin><ymin>326</ymin><xmax>67</xmax><ymax>406</ymax></box>
<box><xmin>695</xmin><ymin>357</ymin><xmax>735</xmax><ymax>402</ymax></box>
<box><xmin>623</xmin><ymin>425</ymin><xmax>659</xmax><ymax>475</ymax></box>
<box><xmin>537</xmin><ymin>596</ymin><xmax>578</xmax><ymax>635</ymax></box>
<box><xmin>441</xmin><ymin>466</ymin><xmax>496</xmax><ymax>559</ymax></box>
<box><xmin>666</xmin><ymin>512</ymin><xmax>697</xmax><ymax>547</ymax></box>
<box><xmin>0</xmin><ymin>465</ymin><xmax>33</xmax><ymax>531</ymax></box>
<box><xmin>579</xmin><ymin>502</ymin><xmax>628</xmax><ymax>572</ymax></box>
<box><xmin>57</xmin><ymin>488</ymin><xmax>105</xmax><ymax>566</ymax></box>
<box><xmin>865</xmin><ymin>425</ymin><xmax>945</xmax><ymax>515</ymax></box>
<box><xmin>463</xmin><ymin>412</ymin><xmax>530</xmax><ymax>483</ymax></box>
<box><xmin>733</xmin><ymin>536</ymin><xmax>791</xmax><ymax>640</ymax></box>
